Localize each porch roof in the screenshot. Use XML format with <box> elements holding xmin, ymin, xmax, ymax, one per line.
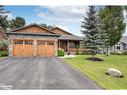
<box><xmin>58</xmin><ymin>35</ymin><xmax>83</xmax><ymax>41</ymax></box>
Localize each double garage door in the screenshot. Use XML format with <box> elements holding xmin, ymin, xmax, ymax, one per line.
<box><xmin>13</xmin><ymin>39</ymin><xmax>55</xmax><ymax>57</ymax></box>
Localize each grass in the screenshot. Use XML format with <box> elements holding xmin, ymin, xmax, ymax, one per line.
<box><xmin>64</xmin><ymin>55</ymin><xmax>127</xmax><ymax>89</ymax></box>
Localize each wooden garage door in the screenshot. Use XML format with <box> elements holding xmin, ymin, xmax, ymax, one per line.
<box><xmin>37</xmin><ymin>40</ymin><xmax>55</xmax><ymax>56</ymax></box>
<box><xmin>13</xmin><ymin>40</ymin><xmax>33</xmax><ymax>56</ymax></box>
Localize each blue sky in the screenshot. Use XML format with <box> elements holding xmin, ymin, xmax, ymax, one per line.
<box><xmin>4</xmin><ymin>6</ymin><xmax>127</xmax><ymax>36</ymax></box>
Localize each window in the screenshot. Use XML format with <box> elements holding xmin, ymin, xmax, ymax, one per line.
<box><xmin>47</xmin><ymin>41</ymin><xmax>54</xmax><ymax>45</ymax></box>
<box><xmin>116</xmin><ymin>46</ymin><xmax>120</xmax><ymax>50</ymax></box>
<box><xmin>25</xmin><ymin>41</ymin><xmax>33</xmax><ymax>45</ymax></box>
<box><xmin>37</xmin><ymin>41</ymin><xmax>45</xmax><ymax>45</ymax></box>
<box><xmin>14</xmin><ymin>41</ymin><xmax>23</xmax><ymax>44</ymax></box>
<box><xmin>69</xmin><ymin>42</ymin><xmax>76</xmax><ymax>48</ymax></box>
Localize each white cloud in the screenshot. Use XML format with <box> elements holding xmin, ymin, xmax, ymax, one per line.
<box><xmin>37</xmin><ymin>6</ymin><xmax>88</xmax><ymax>25</ymax></box>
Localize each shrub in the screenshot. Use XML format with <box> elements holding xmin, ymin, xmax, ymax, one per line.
<box><xmin>0</xmin><ymin>39</ymin><xmax>9</xmax><ymax>49</ymax></box>
<box><xmin>79</xmin><ymin>51</ymin><xmax>96</xmax><ymax>55</ymax></box>
<box><xmin>122</xmin><ymin>51</ymin><xmax>127</xmax><ymax>55</ymax></box>
<box><xmin>57</xmin><ymin>49</ymin><xmax>64</xmax><ymax>56</ymax></box>
<box><xmin>110</xmin><ymin>52</ymin><xmax>122</xmax><ymax>55</ymax></box>
<box><xmin>0</xmin><ymin>51</ymin><xmax>8</xmax><ymax>57</ymax></box>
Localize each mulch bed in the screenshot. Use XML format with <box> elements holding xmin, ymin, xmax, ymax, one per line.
<box><xmin>86</xmin><ymin>57</ymin><xmax>104</xmax><ymax>61</ymax></box>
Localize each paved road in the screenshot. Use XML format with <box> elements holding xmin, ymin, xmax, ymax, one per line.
<box><xmin>0</xmin><ymin>57</ymin><xmax>101</xmax><ymax>89</ymax></box>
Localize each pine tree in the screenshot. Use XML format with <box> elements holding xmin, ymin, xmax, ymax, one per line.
<box><xmin>0</xmin><ymin>6</ymin><xmax>9</xmax><ymax>31</ymax></box>
<box><xmin>81</xmin><ymin>6</ymin><xmax>99</xmax><ymax>57</ymax></box>
<box><xmin>9</xmin><ymin>16</ymin><xmax>26</xmax><ymax>30</ymax></box>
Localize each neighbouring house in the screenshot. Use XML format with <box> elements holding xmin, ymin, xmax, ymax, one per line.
<box><xmin>110</xmin><ymin>36</ymin><xmax>127</xmax><ymax>53</ymax></box>
<box><xmin>6</xmin><ymin>23</ymin><xmax>82</xmax><ymax>57</ymax></box>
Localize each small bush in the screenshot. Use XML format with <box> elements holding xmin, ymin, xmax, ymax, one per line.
<box><xmin>122</xmin><ymin>51</ymin><xmax>127</xmax><ymax>55</ymax></box>
<box><xmin>0</xmin><ymin>51</ymin><xmax>8</xmax><ymax>57</ymax></box>
<box><xmin>57</xmin><ymin>49</ymin><xmax>64</xmax><ymax>56</ymax></box>
<box><xmin>110</xmin><ymin>52</ymin><xmax>122</xmax><ymax>55</ymax></box>
<box><xmin>79</xmin><ymin>51</ymin><xmax>96</xmax><ymax>55</ymax></box>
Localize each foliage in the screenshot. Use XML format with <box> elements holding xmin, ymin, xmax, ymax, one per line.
<box><xmin>0</xmin><ymin>51</ymin><xmax>8</xmax><ymax>57</ymax></box>
<box><xmin>0</xmin><ymin>6</ymin><xmax>10</xmax><ymax>31</ymax></box>
<box><xmin>9</xmin><ymin>16</ymin><xmax>26</xmax><ymax>30</ymax></box>
<box><xmin>98</xmin><ymin>6</ymin><xmax>126</xmax><ymax>55</ymax></box>
<box><xmin>65</xmin><ymin>55</ymin><xmax>127</xmax><ymax>89</ymax></box>
<box><xmin>0</xmin><ymin>39</ymin><xmax>9</xmax><ymax>49</ymax></box>
<box><xmin>78</xmin><ymin>51</ymin><xmax>96</xmax><ymax>55</ymax></box>
<box><xmin>40</xmin><ymin>23</ymin><xmax>55</xmax><ymax>30</ymax></box>
<box><xmin>110</xmin><ymin>52</ymin><xmax>122</xmax><ymax>55</ymax></box>
<box><xmin>57</xmin><ymin>49</ymin><xmax>64</xmax><ymax>56</ymax></box>
<box><xmin>122</xmin><ymin>51</ymin><xmax>127</xmax><ymax>55</ymax></box>
<box><xmin>81</xmin><ymin>6</ymin><xmax>100</xmax><ymax>57</ymax></box>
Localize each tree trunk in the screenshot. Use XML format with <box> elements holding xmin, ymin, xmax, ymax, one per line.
<box><xmin>106</xmin><ymin>47</ymin><xmax>109</xmax><ymax>56</ymax></box>
<box><xmin>101</xmin><ymin>47</ymin><xmax>104</xmax><ymax>55</ymax></box>
<box><xmin>92</xmin><ymin>50</ymin><xmax>95</xmax><ymax>58</ymax></box>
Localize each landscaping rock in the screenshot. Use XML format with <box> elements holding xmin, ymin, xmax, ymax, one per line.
<box><xmin>106</xmin><ymin>68</ymin><xmax>123</xmax><ymax>78</ymax></box>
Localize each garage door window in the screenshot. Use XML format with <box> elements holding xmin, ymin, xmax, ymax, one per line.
<box><xmin>37</xmin><ymin>41</ymin><xmax>45</xmax><ymax>45</ymax></box>
<box><xmin>14</xmin><ymin>41</ymin><xmax>23</xmax><ymax>44</ymax></box>
<box><xmin>25</xmin><ymin>41</ymin><xmax>33</xmax><ymax>45</ymax></box>
<box><xmin>47</xmin><ymin>42</ymin><xmax>54</xmax><ymax>45</ymax></box>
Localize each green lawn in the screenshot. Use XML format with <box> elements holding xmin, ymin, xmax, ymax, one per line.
<box><xmin>64</xmin><ymin>55</ymin><xmax>127</xmax><ymax>89</ymax></box>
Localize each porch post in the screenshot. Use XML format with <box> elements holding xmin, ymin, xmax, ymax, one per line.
<box><xmin>67</xmin><ymin>40</ymin><xmax>69</xmax><ymax>51</ymax></box>
<box><xmin>58</xmin><ymin>40</ymin><xmax>60</xmax><ymax>49</ymax></box>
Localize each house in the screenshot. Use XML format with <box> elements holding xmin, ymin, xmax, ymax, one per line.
<box><xmin>0</xmin><ymin>26</ymin><xmax>7</xmax><ymax>39</ymax></box>
<box><xmin>6</xmin><ymin>23</ymin><xmax>82</xmax><ymax>57</ymax></box>
<box><xmin>110</xmin><ymin>36</ymin><xmax>127</xmax><ymax>53</ymax></box>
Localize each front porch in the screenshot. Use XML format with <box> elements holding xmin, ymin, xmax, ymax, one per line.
<box><xmin>58</xmin><ymin>40</ymin><xmax>80</xmax><ymax>53</ymax></box>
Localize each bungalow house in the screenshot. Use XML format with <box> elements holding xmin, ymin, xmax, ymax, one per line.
<box><xmin>6</xmin><ymin>23</ymin><xmax>82</xmax><ymax>57</ymax></box>
<box><xmin>110</xmin><ymin>36</ymin><xmax>127</xmax><ymax>53</ymax></box>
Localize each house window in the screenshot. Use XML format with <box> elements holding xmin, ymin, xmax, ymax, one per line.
<box><xmin>116</xmin><ymin>46</ymin><xmax>120</xmax><ymax>50</ymax></box>
<box><xmin>69</xmin><ymin>42</ymin><xmax>76</xmax><ymax>48</ymax></box>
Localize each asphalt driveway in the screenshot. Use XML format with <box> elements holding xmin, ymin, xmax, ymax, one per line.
<box><xmin>0</xmin><ymin>57</ymin><xmax>101</xmax><ymax>89</ymax></box>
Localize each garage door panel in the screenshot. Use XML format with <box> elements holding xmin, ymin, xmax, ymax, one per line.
<box><xmin>13</xmin><ymin>40</ymin><xmax>33</xmax><ymax>56</ymax></box>
<box><xmin>37</xmin><ymin>40</ymin><xmax>55</xmax><ymax>56</ymax></box>
<box><xmin>46</xmin><ymin>41</ymin><xmax>55</xmax><ymax>56</ymax></box>
<box><xmin>13</xmin><ymin>40</ymin><xmax>24</xmax><ymax>56</ymax></box>
<box><xmin>23</xmin><ymin>40</ymin><xmax>33</xmax><ymax>56</ymax></box>
<box><xmin>13</xmin><ymin>39</ymin><xmax>55</xmax><ymax>57</ymax></box>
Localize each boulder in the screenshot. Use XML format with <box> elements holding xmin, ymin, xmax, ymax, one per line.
<box><xmin>106</xmin><ymin>68</ymin><xmax>123</xmax><ymax>78</ymax></box>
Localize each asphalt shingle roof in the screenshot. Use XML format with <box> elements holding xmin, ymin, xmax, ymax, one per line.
<box><xmin>58</xmin><ymin>35</ymin><xmax>83</xmax><ymax>41</ymax></box>
<box><xmin>120</xmin><ymin>36</ymin><xmax>127</xmax><ymax>44</ymax></box>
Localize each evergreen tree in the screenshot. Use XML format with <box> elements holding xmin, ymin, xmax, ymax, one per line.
<box><xmin>81</xmin><ymin>6</ymin><xmax>99</xmax><ymax>57</ymax></box>
<box><xmin>9</xmin><ymin>16</ymin><xmax>26</xmax><ymax>30</ymax></box>
<box><xmin>40</xmin><ymin>23</ymin><xmax>55</xmax><ymax>30</ymax></box>
<box><xmin>98</xmin><ymin>6</ymin><xmax>126</xmax><ymax>55</ymax></box>
<box><xmin>0</xmin><ymin>6</ymin><xmax>10</xmax><ymax>31</ymax></box>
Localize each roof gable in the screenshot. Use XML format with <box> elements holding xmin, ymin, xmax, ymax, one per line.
<box><xmin>120</xmin><ymin>36</ymin><xmax>127</xmax><ymax>44</ymax></box>
<box><xmin>11</xmin><ymin>24</ymin><xmax>55</xmax><ymax>34</ymax></box>
<box><xmin>51</xmin><ymin>27</ymin><xmax>73</xmax><ymax>35</ymax></box>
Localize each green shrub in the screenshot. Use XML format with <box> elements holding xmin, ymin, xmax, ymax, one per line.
<box><xmin>57</xmin><ymin>49</ymin><xmax>64</xmax><ymax>56</ymax></box>
<box><xmin>78</xmin><ymin>51</ymin><xmax>96</xmax><ymax>55</ymax></box>
<box><xmin>0</xmin><ymin>39</ymin><xmax>9</xmax><ymax>49</ymax></box>
<box><xmin>110</xmin><ymin>52</ymin><xmax>122</xmax><ymax>55</ymax></box>
<box><xmin>0</xmin><ymin>51</ymin><xmax>8</xmax><ymax>57</ymax></box>
<box><xmin>122</xmin><ymin>51</ymin><xmax>127</xmax><ymax>55</ymax></box>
